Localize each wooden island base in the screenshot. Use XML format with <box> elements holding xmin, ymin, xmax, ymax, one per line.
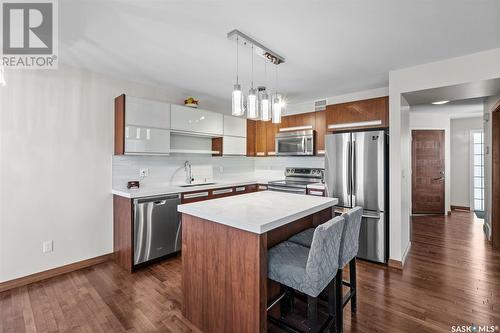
<box><xmin>181</xmin><ymin>208</ymin><xmax>333</xmax><ymax>333</ymax></box>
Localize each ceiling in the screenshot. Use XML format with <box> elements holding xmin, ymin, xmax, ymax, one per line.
<box><xmin>409</xmin><ymin>98</ymin><xmax>485</xmax><ymax>119</ymax></box>
<box><xmin>59</xmin><ymin>0</ymin><xmax>500</xmax><ymax>104</ymax></box>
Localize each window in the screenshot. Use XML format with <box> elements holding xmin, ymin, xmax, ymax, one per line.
<box><xmin>472</xmin><ymin>131</ymin><xmax>484</xmax><ymax>211</ymax></box>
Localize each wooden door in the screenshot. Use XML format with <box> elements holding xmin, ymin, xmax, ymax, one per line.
<box><xmin>492</xmin><ymin>106</ymin><xmax>500</xmax><ymax>249</ymax></box>
<box><xmin>412</xmin><ymin>130</ymin><xmax>445</xmax><ymax>214</ymax></box>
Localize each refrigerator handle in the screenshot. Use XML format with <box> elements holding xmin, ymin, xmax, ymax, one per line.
<box><xmin>352</xmin><ymin>140</ymin><xmax>356</xmax><ymax>199</ymax></box>
<box><xmin>347</xmin><ymin>140</ymin><xmax>352</xmax><ymax>197</ymax></box>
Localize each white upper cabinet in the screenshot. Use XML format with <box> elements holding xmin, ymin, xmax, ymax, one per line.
<box><xmin>223</xmin><ymin>115</ymin><xmax>247</xmax><ymax>137</ymax></box>
<box><xmin>223</xmin><ymin>136</ymin><xmax>247</xmax><ymax>156</ymax></box>
<box><xmin>171</xmin><ymin>104</ymin><xmax>223</xmax><ymax>136</ymax></box>
<box><xmin>125</xmin><ymin>126</ymin><xmax>171</xmax><ymax>155</ymax></box>
<box><xmin>125</xmin><ymin>96</ymin><xmax>171</xmax><ymax>129</ymax></box>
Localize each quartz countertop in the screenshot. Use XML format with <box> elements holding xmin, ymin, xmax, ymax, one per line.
<box><xmin>112</xmin><ymin>179</ymin><xmax>274</xmax><ymax>199</ymax></box>
<box><xmin>178</xmin><ymin>191</ymin><xmax>338</xmax><ymax>234</ymax></box>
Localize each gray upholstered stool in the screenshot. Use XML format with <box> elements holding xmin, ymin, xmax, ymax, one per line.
<box><xmin>268</xmin><ymin>216</ymin><xmax>345</xmax><ymax>333</ymax></box>
<box><xmin>288</xmin><ymin>207</ymin><xmax>363</xmax><ymax>333</ymax></box>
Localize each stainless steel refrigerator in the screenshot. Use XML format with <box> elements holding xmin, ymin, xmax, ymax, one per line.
<box><xmin>325</xmin><ymin>130</ymin><xmax>388</xmax><ymax>263</ymax></box>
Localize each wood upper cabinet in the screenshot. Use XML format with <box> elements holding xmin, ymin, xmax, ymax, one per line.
<box><xmin>246</xmin><ymin>119</ymin><xmax>256</xmax><ymax>156</ymax></box>
<box><xmin>326</xmin><ymin>96</ymin><xmax>388</xmax><ymax>132</ymax></box>
<box><xmin>266</xmin><ymin>121</ymin><xmax>280</xmax><ymax>156</ymax></box>
<box><xmin>255</xmin><ymin>121</ymin><xmax>267</xmax><ymax>156</ymax></box>
<box><xmin>314</xmin><ymin>111</ymin><xmax>326</xmax><ymax>155</ymax></box>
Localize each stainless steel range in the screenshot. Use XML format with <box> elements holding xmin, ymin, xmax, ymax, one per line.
<box><xmin>268</xmin><ymin>167</ymin><xmax>324</xmax><ymax>194</ymax></box>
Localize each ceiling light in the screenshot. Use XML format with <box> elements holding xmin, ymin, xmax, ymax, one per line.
<box><xmin>228</xmin><ymin>29</ymin><xmax>285</xmax><ymax>121</ymax></box>
<box><xmin>247</xmin><ymin>44</ymin><xmax>259</xmax><ymax>119</ymax></box>
<box><xmin>260</xmin><ymin>89</ymin><xmax>271</xmax><ymax>121</ymax></box>
<box><xmin>432</xmin><ymin>100</ymin><xmax>449</xmax><ymax>105</ymax></box>
<box><xmin>231</xmin><ymin>36</ymin><xmax>244</xmax><ymax>116</ymax></box>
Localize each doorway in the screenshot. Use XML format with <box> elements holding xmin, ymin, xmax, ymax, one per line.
<box><xmin>412</xmin><ymin>130</ymin><xmax>445</xmax><ymax>214</ymax></box>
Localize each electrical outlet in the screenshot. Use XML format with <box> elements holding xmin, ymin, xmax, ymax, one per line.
<box><xmin>42</xmin><ymin>240</ymin><xmax>53</xmax><ymax>253</ymax></box>
<box><xmin>139</xmin><ymin>168</ymin><xmax>149</xmax><ymax>178</ymax></box>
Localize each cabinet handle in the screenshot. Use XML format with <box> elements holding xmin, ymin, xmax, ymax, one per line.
<box><xmin>258</xmin><ymin>185</ymin><xmax>268</xmax><ymax>190</ymax></box>
<box><xmin>212</xmin><ymin>188</ymin><xmax>233</xmax><ymax>195</ymax></box>
<box><xmin>183</xmin><ymin>192</ymin><xmax>209</xmax><ymax>199</ymax></box>
<box><xmin>328</xmin><ymin>120</ymin><xmax>382</xmax><ymax>130</ymax></box>
<box><xmin>308</xmin><ymin>190</ymin><xmax>324</xmax><ymax>196</ymax></box>
<box><xmin>235</xmin><ymin>187</ymin><xmax>246</xmax><ymax>192</ymax></box>
<box><xmin>256</xmin><ymin>152</ymin><xmax>266</xmax><ymax>156</ymax></box>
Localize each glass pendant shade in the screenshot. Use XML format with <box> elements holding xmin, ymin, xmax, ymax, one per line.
<box><xmin>272</xmin><ymin>96</ymin><xmax>282</xmax><ymax>124</ymax></box>
<box><xmin>232</xmin><ymin>83</ymin><xmax>244</xmax><ymax>116</ymax></box>
<box><xmin>247</xmin><ymin>88</ymin><xmax>258</xmax><ymax>119</ymax></box>
<box><xmin>260</xmin><ymin>92</ymin><xmax>270</xmax><ymax>121</ymax></box>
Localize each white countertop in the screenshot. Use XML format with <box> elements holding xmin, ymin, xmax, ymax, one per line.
<box><xmin>178</xmin><ymin>191</ymin><xmax>338</xmax><ymax>234</ymax></box>
<box><xmin>112</xmin><ymin>179</ymin><xmax>274</xmax><ymax>199</ymax></box>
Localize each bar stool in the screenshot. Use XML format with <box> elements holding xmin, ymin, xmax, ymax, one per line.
<box><xmin>288</xmin><ymin>207</ymin><xmax>363</xmax><ymax>333</ymax></box>
<box><xmin>267</xmin><ymin>216</ymin><xmax>345</xmax><ymax>333</ymax></box>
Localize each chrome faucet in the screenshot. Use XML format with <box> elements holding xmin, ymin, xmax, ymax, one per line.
<box><xmin>184</xmin><ymin>161</ymin><xmax>194</xmax><ymax>184</ymax></box>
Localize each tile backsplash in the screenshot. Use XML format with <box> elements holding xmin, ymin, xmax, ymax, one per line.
<box><xmin>112</xmin><ymin>155</ymin><xmax>325</xmax><ymax>189</ymax></box>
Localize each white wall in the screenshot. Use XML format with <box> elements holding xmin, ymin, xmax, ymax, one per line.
<box><xmin>389</xmin><ymin>47</ymin><xmax>500</xmax><ymax>263</ymax></box>
<box><xmin>450</xmin><ymin>117</ymin><xmax>483</xmax><ymax>208</ymax></box>
<box><xmin>483</xmin><ymin>95</ymin><xmax>500</xmax><ymax>239</ymax></box>
<box><xmin>0</xmin><ymin>64</ymin><xmax>230</xmax><ymax>282</ymax></box>
<box><xmin>409</xmin><ymin>112</ymin><xmax>451</xmax><ymax>214</ymax></box>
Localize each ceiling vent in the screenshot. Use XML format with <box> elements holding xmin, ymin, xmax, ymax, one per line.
<box><xmin>314</xmin><ymin>99</ymin><xmax>327</xmax><ymax>111</ymax></box>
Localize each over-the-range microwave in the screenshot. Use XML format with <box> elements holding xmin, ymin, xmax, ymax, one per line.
<box><xmin>275</xmin><ymin>129</ymin><xmax>315</xmax><ymax>156</ymax></box>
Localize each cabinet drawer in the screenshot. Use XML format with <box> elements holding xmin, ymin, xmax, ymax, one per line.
<box><xmin>181</xmin><ymin>191</ymin><xmax>210</xmax><ymax>204</ymax></box>
<box><xmin>211</xmin><ymin>187</ymin><xmax>234</xmax><ymax>198</ymax></box>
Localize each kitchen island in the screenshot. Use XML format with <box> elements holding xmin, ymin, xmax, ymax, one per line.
<box><xmin>178</xmin><ymin>191</ymin><xmax>338</xmax><ymax>333</ymax></box>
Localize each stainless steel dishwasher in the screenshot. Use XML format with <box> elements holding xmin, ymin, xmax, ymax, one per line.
<box><xmin>134</xmin><ymin>194</ymin><xmax>181</xmax><ymax>265</ymax></box>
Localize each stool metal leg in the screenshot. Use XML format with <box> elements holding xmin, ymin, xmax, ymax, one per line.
<box><xmin>349</xmin><ymin>258</ymin><xmax>357</xmax><ymax>314</ymax></box>
<box><xmin>307</xmin><ymin>295</ymin><xmax>318</xmax><ymax>333</ymax></box>
<box><xmin>335</xmin><ymin>269</ymin><xmax>343</xmax><ymax>333</ymax></box>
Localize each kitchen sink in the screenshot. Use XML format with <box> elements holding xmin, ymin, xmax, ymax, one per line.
<box><xmin>178</xmin><ymin>182</ymin><xmax>216</xmax><ymax>188</ymax></box>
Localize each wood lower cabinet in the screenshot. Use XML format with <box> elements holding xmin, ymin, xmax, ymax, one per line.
<box><xmin>326</xmin><ymin>96</ymin><xmax>388</xmax><ymax>132</ymax></box>
<box><xmin>114</xmin><ymin>184</ymin><xmax>263</xmax><ymax>272</ymax></box>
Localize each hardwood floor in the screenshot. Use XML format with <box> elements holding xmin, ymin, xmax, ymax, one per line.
<box><xmin>1</xmin><ymin>211</ymin><xmax>499</xmax><ymax>332</ymax></box>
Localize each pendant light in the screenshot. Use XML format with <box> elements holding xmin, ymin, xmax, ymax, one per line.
<box><xmin>232</xmin><ymin>36</ymin><xmax>244</xmax><ymax>116</ymax></box>
<box><xmin>247</xmin><ymin>44</ymin><xmax>259</xmax><ymax>119</ymax></box>
<box><xmin>272</xmin><ymin>65</ymin><xmax>282</xmax><ymax>124</ymax></box>
<box><xmin>260</xmin><ymin>61</ymin><xmax>271</xmax><ymax>121</ymax></box>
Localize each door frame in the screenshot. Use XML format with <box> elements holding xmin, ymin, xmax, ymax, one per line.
<box><xmin>492</xmin><ymin>105</ymin><xmax>500</xmax><ymax>249</ymax></box>
<box><xmin>411</xmin><ymin>129</ymin><xmax>446</xmax><ymax>215</ymax></box>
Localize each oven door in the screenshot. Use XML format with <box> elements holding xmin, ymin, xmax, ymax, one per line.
<box><xmin>276</xmin><ymin>133</ymin><xmax>314</xmax><ymax>156</ymax></box>
<box><xmin>268</xmin><ymin>185</ymin><xmax>307</xmax><ymax>194</ymax></box>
